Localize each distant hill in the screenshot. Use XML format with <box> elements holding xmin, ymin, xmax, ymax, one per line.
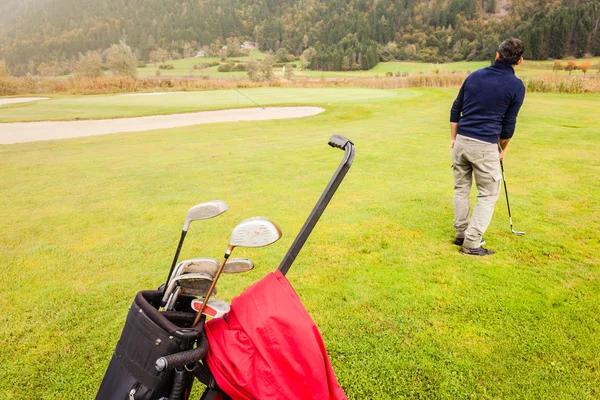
<box><xmin>0</xmin><ymin>0</ymin><xmax>598</xmax><ymax>75</ymax></box>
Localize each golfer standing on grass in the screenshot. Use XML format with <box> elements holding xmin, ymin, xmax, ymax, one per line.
<box><xmin>450</xmin><ymin>38</ymin><xmax>526</xmax><ymax>256</ymax></box>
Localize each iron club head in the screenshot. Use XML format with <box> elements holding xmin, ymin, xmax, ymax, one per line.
<box><xmin>223</xmin><ymin>258</ymin><xmax>254</xmax><ymax>274</ymax></box>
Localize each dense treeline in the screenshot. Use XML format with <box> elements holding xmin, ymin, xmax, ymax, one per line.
<box><xmin>0</xmin><ymin>0</ymin><xmax>599</xmax><ymax>75</ymax></box>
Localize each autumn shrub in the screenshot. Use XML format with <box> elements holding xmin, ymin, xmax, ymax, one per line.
<box><xmin>2</xmin><ymin>73</ymin><xmax>600</xmax><ymax>96</ymax></box>
<box><xmin>521</xmin><ymin>76</ymin><xmax>600</xmax><ymax>94</ymax></box>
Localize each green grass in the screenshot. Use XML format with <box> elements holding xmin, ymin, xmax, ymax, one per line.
<box><xmin>137</xmin><ymin>50</ymin><xmax>266</xmax><ymax>78</ymax></box>
<box><xmin>0</xmin><ymin>88</ymin><xmax>401</xmax><ymax>122</ymax></box>
<box><xmin>0</xmin><ymin>88</ymin><xmax>599</xmax><ymax>399</ymax></box>
<box><xmin>135</xmin><ymin>55</ymin><xmax>600</xmax><ymax>79</ymax></box>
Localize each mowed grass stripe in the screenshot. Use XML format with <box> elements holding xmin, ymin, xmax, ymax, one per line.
<box><xmin>0</xmin><ymin>88</ymin><xmax>598</xmax><ymax>399</ymax></box>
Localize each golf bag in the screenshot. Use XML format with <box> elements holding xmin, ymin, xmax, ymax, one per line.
<box><xmin>95</xmin><ymin>135</ymin><xmax>354</xmax><ymax>400</ymax></box>
<box><xmin>96</xmin><ymin>290</ymin><xmax>203</xmax><ymax>400</ymax></box>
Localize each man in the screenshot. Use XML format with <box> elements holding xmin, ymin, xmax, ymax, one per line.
<box><xmin>450</xmin><ymin>38</ymin><xmax>526</xmax><ymax>256</ymax></box>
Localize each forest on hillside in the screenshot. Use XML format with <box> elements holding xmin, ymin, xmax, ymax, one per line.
<box><xmin>0</xmin><ymin>0</ymin><xmax>599</xmax><ymax>76</ymax></box>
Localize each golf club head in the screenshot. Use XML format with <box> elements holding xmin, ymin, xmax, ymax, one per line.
<box><xmin>183</xmin><ymin>200</ymin><xmax>228</xmax><ymax>231</ymax></box>
<box><xmin>174</xmin><ymin>272</ymin><xmax>215</xmax><ymax>291</ymax></box>
<box><xmin>223</xmin><ymin>258</ymin><xmax>254</xmax><ymax>274</ymax></box>
<box><xmin>162</xmin><ymin>272</ymin><xmax>216</xmax><ymax>305</ymax></box>
<box><xmin>170</xmin><ymin>258</ymin><xmax>220</xmax><ymax>283</ymax></box>
<box><xmin>512</xmin><ymin>230</ymin><xmax>526</xmax><ymax>236</ymax></box>
<box><xmin>229</xmin><ymin>217</ymin><xmax>282</xmax><ymax>248</ymax></box>
<box><xmin>190</xmin><ymin>298</ymin><xmax>230</xmax><ymax>318</ymax></box>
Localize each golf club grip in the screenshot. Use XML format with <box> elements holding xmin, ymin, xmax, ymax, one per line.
<box><xmin>328</xmin><ymin>134</ymin><xmax>350</xmax><ymax>149</ymax></box>
<box><xmin>278</xmin><ymin>136</ymin><xmax>355</xmax><ymax>276</ymax></box>
<box><xmin>155</xmin><ymin>338</ymin><xmax>209</xmax><ymax>372</ymax></box>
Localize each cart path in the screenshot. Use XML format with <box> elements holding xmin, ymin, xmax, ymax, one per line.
<box><xmin>0</xmin><ymin>106</ymin><xmax>325</xmax><ymax>144</ymax></box>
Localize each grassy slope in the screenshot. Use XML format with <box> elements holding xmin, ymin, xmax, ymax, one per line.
<box><xmin>0</xmin><ymin>88</ymin><xmax>599</xmax><ymax>399</ymax></box>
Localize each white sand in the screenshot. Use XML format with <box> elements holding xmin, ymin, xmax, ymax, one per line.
<box><xmin>0</xmin><ymin>97</ymin><xmax>49</xmax><ymax>106</ymax></box>
<box><xmin>0</xmin><ymin>106</ymin><xmax>325</xmax><ymax>145</ymax></box>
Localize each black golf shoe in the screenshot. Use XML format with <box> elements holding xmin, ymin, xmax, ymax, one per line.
<box><xmin>453</xmin><ymin>237</ymin><xmax>485</xmax><ymax>246</ymax></box>
<box><xmin>460</xmin><ymin>246</ymin><xmax>495</xmax><ymax>256</ymax></box>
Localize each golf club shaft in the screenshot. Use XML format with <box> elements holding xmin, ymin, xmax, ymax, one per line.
<box><xmin>192</xmin><ymin>246</ymin><xmax>233</xmax><ymax>327</ymax></box>
<box><xmin>161</xmin><ymin>230</ymin><xmax>187</xmax><ymax>298</ymax></box>
<box><xmin>501</xmin><ymin>160</ymin><xmax>525</xmax><ymax>235</ymax></box>
<box><xmin>500</xmin><ymin>160</ymin><xmax>514</xmax><ymax>225</ymax></box>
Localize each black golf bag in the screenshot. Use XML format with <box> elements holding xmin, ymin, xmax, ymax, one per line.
<box><xmin>96</xmin><ymin>290</ymin><xmax>207</xmax><ymax>400</ymax></box>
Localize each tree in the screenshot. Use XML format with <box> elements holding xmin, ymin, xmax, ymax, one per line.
<box><xmin>552</xmin><ymin>60</ymin><xmax>563</xmax><ymax>73</ymax></box>
<box><xmin>150</xmin><ymin>48</ymin><xmax>169</xmax><ymax>66</ymax></box>
<box><xmin>75</xmin><ymin>51</ymin><xmax>103</xmax><ymax>77</ymax></box>
<box><xmin>578</xmin><ymin>61</ymin><xmax>591</xmax><ymax>76</ymax></box>
<box><xmin>564</xmin><ymin>60</ymin><xmax>577</xmax><ymax>75</ymax></box>
<box><xmin>106</xmin><ymin>41</ymin><xmax>138</xmax><ymax>77</ymax></box>
<box><xmin>261</xmin><ymin>55</ymin><xmax>274</xmax><ymax>81</ymax></box>
<box><xmin>0</xmin><ymin>59</ymin><xmax>7</xmax><ymax>78</ymax></box>
<box><xmin>183</xmin><ymin>42</ymin><xmax>193</xmax><ymax>59</ymax></box>
<box><xmin>247</xmin><ymin>59</ymin><xmax>260</xmax><ymax>82</ymax></box>
<box><xmin>283</xmin><ymin>63</ymin><xmax>294</xmax><ymax>79</ymax></box>
<box><xmin>341</xmin><ymin>56</ymin><xmax>350</xmax><ymax>71</ymax></box>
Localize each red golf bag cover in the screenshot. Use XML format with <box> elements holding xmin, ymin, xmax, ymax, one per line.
<box><xmin>205</xmin><ymin>270</ymin><xmax>347</xmax><ymax>400</ymax></box>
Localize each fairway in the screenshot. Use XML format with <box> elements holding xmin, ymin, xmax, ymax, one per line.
<box><xmin>0</xmin><ymin>88</ymin><xmax>401</xmax><ymax>123</ymax></box>
<box><xmin>0</xmin><ymin>87</ymin><xmax>599</xmax><ymax>399</ymax></box>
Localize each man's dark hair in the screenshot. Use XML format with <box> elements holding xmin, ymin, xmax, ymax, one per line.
<box><xmin>498</xmin><ymin>38</ymin><xmax>525</xmax><ymax>65</ymax></box>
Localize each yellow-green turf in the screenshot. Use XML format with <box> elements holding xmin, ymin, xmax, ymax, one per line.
<box><xmin>0</xmin><ymin>88</ymin><xmax>598</xmax><ymax>399</ymax></box>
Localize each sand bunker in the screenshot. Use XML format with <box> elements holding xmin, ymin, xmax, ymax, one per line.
<box><xmin>0</xmin><ymin>97</ymin><xmax>50</xmax><ymax>106</ymax></box>
<box><xmin>0</xmin><ymin>106</ymin><xmax>324</xmax><ymax>145</ymax></box>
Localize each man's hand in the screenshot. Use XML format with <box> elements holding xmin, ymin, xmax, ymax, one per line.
<box><xmin>450</xmin><ymin>122</ymin><xmax>458</xmax><ymax>149</ymax></box>
<box><xmin>499</xmin><ymin>138</ymin><xmax>510</xmax><ymax>160</ymax></box>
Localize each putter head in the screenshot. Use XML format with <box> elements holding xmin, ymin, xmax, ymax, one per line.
<box><xmin>183</xmin><ymin>200</ymin><xmax>228</xmax><ymax>230</ymax></box>
<box><xmin>170</xmin><ymin>258</ymin><xmax>220</xmax><ymax>283</ymax></box>
<box><xmin>230</xmin><ymin>217</ymin><xmax>282</xmax><ymax>248</ymax></box>
<box><xmin>191</xmin><ymin>298</ymin><xmax>230</xmax><ymax>318</ymax></box>
<box><xmin>223</xmin><ymin>258</ymin><xmax>254</xmax><ymax>274</ymax></box>
<box><xmin>512</xmin><ymin>230</ymin><xmax>526</xmax><ymax>236</ymax></box>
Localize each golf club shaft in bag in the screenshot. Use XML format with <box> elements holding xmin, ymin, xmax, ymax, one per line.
<box><xmin>278</xmin><ymin>135</ymin><xmax>355</xmax><ymax>276</ymax></box>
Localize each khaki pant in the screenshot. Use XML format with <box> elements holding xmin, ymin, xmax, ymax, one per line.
<box><xmin>452</xmin><ymin>135</ymin><xmax>502</xmax><ymax>249</ymax></box>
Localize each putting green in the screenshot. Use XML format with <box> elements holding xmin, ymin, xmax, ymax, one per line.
<box><xmin>0</xmin><ymin>88</ymin><xmax>410</xmax><ymax>123</ymax></box>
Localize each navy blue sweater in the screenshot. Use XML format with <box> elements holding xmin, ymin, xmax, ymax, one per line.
<box><xmin>450</xmin><ymin>60</ymin><xmax>526</xmax><ymax>144</ymax></box>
